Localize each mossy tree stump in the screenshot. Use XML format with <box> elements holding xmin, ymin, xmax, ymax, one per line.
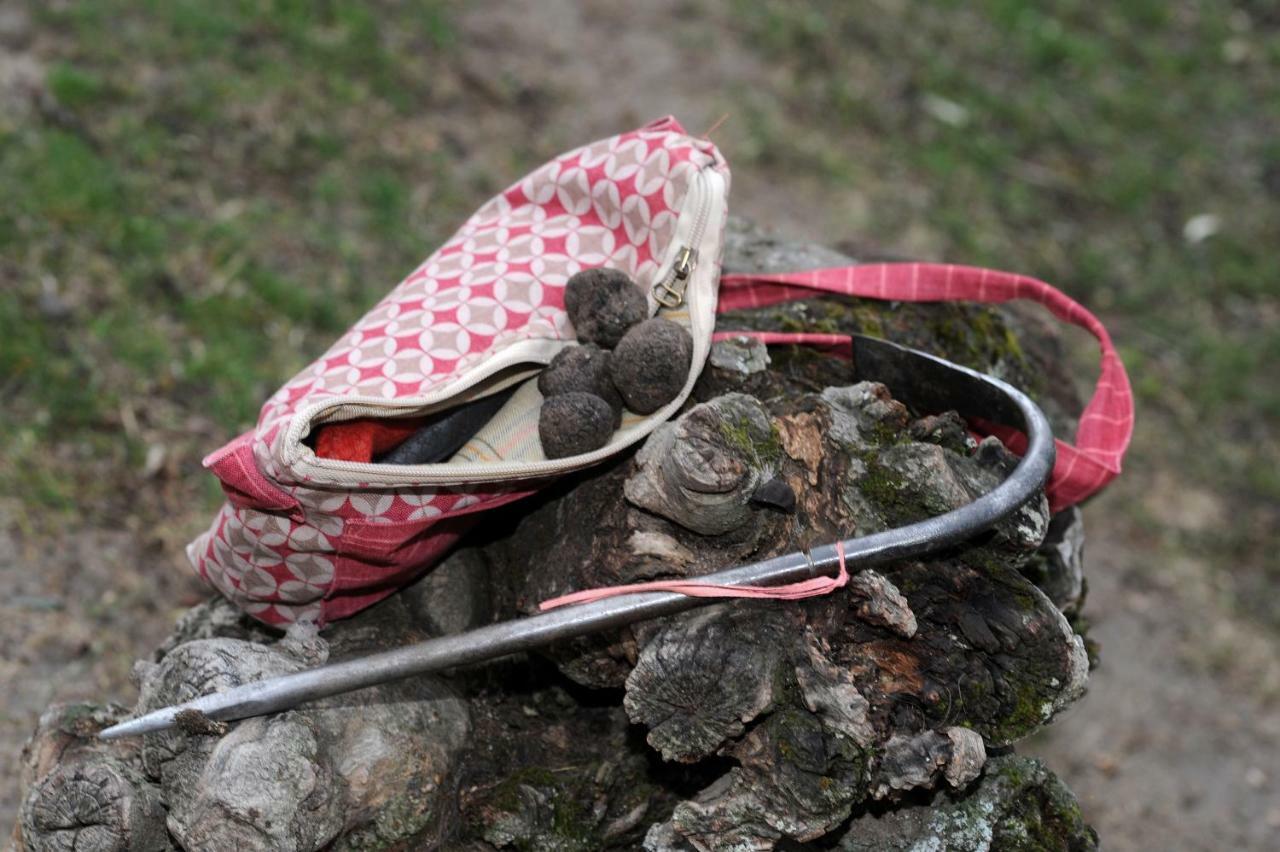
<box><xmin>11</xmin><ymin>221</ymin><xmax>1098</xmax><ymax>851</ymax></box>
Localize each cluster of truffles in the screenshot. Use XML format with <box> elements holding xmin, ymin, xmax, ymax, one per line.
<box><xmin>538</xmin><ymin>268</ymin><xmax>693</xmax><ymax>459</ymax></box>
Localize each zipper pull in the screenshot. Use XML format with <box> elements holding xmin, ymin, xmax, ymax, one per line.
<box><xmin>653</xmin><ymin>246</ymin><xmax>698</xmax><ymax>309</ymax></box>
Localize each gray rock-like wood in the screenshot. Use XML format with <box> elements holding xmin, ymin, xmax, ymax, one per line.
<box><xmin>20</xmin><ymin>758</ymin><xmax>170</xmax><ymax>852</ymax></box>
<box><xmin>836</xmin><ymin>754</ymin><xmax>1097</xmax><ymax>850</ymax></box>
<box><xmin>12</xmin><ymin>220</ymin><xmax>1098</xmax><ymax>851</ymax></box>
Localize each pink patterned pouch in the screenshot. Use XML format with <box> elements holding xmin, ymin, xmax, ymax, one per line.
<box><xmin>188</xmin><ymin>117</ymin><xmax>731</xmax><ymax>626</ymax></box>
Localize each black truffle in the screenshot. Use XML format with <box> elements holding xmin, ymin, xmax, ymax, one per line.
<box><xmin>539</xmin><ymin>392</ymin><xmax>615</xmax><ymax>459</ymax></box>
<box><xmin>537</xmin><ymin>344</ymin><xmax>623</xmax><ymax>428</ymax></box>
<box><xmin>609</xmin><ymin>318</ymin><xmax>693</xmax><ymax>414</ymax></box>
<box><xmin>564</xmin><ymin>267</ymin><xmax>648</xmax><ymax>348</ymax></box>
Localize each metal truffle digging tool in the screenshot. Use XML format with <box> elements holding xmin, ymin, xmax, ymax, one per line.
<box><xmin>101</xmin><ymin>335</ymin><xmax>1055</xmax><ymax>741</ymax></box>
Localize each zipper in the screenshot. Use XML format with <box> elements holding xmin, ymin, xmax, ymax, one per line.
<box><xmin>651</xmin><ymin>172</ymin><xmax>712</xmax><ymax>310</ymax></box>
<box><xmin>283</xmin><ymin>165</ymin><xmax>724</xmax><ymax>487</ymax></box>
<box><xmin>653</xmin><ymin>247</ymin><xmax>697</xmax><ymax>309</ymax></box>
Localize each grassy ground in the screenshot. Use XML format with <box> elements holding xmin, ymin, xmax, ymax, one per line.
<box><xmin>1</xmin><ymin>0</ymin><xmax>474</xmax><ymax>515</ymax></box>
<box><xmin>729</xmin><ymin>0</ymin><xmax>1280</xmax><ymax>621</ymax></box>
<box><xmin>2</xmin><ymin>0</ymin><xmax>1277</xmax><ymax>846</ymax></box>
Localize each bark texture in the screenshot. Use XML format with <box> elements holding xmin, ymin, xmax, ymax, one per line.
<box><xmin>11</xmin><ymin>220</ymin><xmax>1097</xmax><ymax>851</ymax></box>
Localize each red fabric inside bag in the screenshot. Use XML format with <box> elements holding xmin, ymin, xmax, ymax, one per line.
<box><xmin>314</xmin><ymin>417</ymin><xmax>427</xmax><ymax>462</ymax></box>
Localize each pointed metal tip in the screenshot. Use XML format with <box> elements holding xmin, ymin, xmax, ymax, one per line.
<box><xmin>98</xmin><ymin>708</ymin><xmax>177</xmax><ymax>740</ymax></box>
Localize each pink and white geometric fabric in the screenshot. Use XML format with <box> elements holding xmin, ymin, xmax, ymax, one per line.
<box><xmin>188</xmin><ymin>117</ymin><xmax>731</xmax><ymax>626</ymax></box>
<box><xmin>188</xmin><ymin>116</ymin><xmax>1133</xmax><ymax>629</ymax></box>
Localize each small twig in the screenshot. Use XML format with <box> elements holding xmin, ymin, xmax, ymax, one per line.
<box><xmin>702</xmin><ymin>113</ymin><xmax>731</xmax><ymax>140</ymax></box>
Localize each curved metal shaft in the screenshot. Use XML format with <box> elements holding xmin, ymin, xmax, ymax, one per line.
<box><xmin>100</xmin><ymin>335</ymin><xmax>1054</xmax><ymax>740</ymax></box>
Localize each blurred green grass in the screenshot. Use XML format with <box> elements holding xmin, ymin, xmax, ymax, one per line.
<box><xmin>1</xmin><ymin>0</ymin><xmax>1276</xmax><ymax>621</ymax></box>
<box><xmin>1</xmin><ymin>0</ymin><xmax>473</xmax><ymax>511</ymax></box>
<box><xmin>732</xmin><ymin>0</ymin><xmax>1280</xmax><ymax>433</ymax></box>
<box><xmin>727</xmin><ymin>0</ymin><xmax>1279</xmax><ymax>615</ymax></box>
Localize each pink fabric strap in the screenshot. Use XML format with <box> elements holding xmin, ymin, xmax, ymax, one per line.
<box><xmin>717</xmin><ymin>263</ymin><xmax>1133</xmax><ymax>512</ymax></box>
<box><xmin>539</xmin><ymin>541</ymin><xmax>849</xmax><ymax>611</ymax></box>
<box><xmin>712</xmin><ymin>330</ymin><xmax>854</xmax><ymax>354</ymax></box>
